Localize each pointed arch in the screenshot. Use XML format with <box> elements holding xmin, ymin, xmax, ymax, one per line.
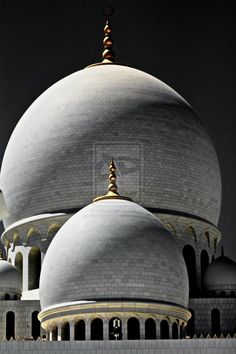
<box><xmin>61</xmin><ymin>322</ymin><xmax>70</xmax><ymax>341</ymax></box>
<box><xmin>183</xmin><ymin>245</ymin><xmax>196</xmax><ymax>296</ymax></box>
<box><xmin>145</xmin><ymin>318</ymin><xmax>156</xmax><ymax>339</ymax></box>
<box><xmin>172</xmin><ymin>322</ymin><xmax>178</xmax><ymax>339</ymax></box>
<box><xmin>186</xmin><ymin>309</ymin><xmax>195</xmax><ymax>338</ymax></box>
<box><xmin>74</xmin><ymin>320</ymin><xmax>85</xmax><ymax>340</ymax></box>
<box><xmin>160</xmin><ymin>320</ymin><xmax>169</xmax><ymax>339</ymax></box>
<box><xmin>201</xmin><ymin>250</ymin><xmax>209</xmax><ymax>286</ymax></box>
<box><xmin>6</xmin><ymin>311</ymin><xmax>15</xmax><ymax>340</ymax></box>
<box><xmin>28</xmin><ymin>247</ymin><xmax>41</xmax><ymax>290</ymax></box>
<box><xmin>211</xmin><ymin>309</ymin><xmax>220</xmax><ymax>336</ymax></box>
<box><xmin>109</xmin><ymin>317</ymin><xmax>122</xmax><ymax>340</ymax></box>
<box><xmin>91</xmin><ymin>318</ymin><xmax>103</xmax><ymax>340</ymax></box>
<box><xmin>127</xmin><ymin>317</ymin><xmax>140</xmax><ymax>340</ymax></box>
<box><xmin>32</xmin><ymin>311</ymin><xmax>40</xmax><ymax>340</ymax></box>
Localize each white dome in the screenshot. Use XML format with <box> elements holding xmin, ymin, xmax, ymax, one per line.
<box><xmin>39</xmin><ymin>199</ymin><xmax>189</xmax><ymax>310</ymax></box>
<box><xmin>203</xmin><ymin>256</ymin><xmax>236</xmax><ymax>291</ymax></box>
<box><xmin>0</xmin><ymin>259</ymin><xmax>22</xmax><ymax>295</ymax></box>
<box><xmin>0</xmin><ymin>64</ymin><xmax>221</xmax><ymax>228</ymax></box>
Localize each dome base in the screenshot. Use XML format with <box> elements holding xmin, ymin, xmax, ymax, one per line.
<box><xmin>39</xmin><ymin>299</ymin><xmax>191</xmax><ymax>339</ymax></box>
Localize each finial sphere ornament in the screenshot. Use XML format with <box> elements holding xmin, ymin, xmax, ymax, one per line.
<box><xmin>93</xmin><ymin>160</ymin><xmax>132</xmax><ymax>203</ymax></box>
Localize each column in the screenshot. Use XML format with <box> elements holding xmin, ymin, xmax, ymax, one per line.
<box><xmin>49</xmin><ymin>330</ymin><xmax>52</xmax><ymax>341</ymax></box>
<box><xmin>156</xmin><ymin>320</ymin><xmax>160</xmax><ymax>339</ymax></box>
<box><xmin>57</xmin><ymin>323</ymin><xmax>62</xmax><ymax>341</ymax></box>
<box><xmin>41</xmin><ymin>251</ymin><xmax>45</xmax><ymax>265</ymax></box>
<box><xmin>170</xmin><ymin>322</ymin><xmax>173</xmax><ymax>339</ymax></box>
<box><xmin>85</xmin><ymin>319</ymin><xmax>91</xmax><ymax>340</ymax></box>
<box><xmin>103</xmin><ymin>318</ymin><xmax>109</xmax><ymax>340</ymax></box>
<box><xmin>182</xmin><ymin>324</ymin><xmax>186</xmax><ymax>339</ymax></box>
<box><xmin>177</xmin><ymin>324</ymin><xmax>181</xmax><ymax>339</ymax></box>
<box><xmin>122</xmin><ymin>318</ymin><xmax>127</xmax><ymax>340</ymax></box>
<box><xmin>196</xmin><ymin>248</ymin><xmax>201</xmax><ymax>290</ymax></box>
<box><xmin>140</xmin><ymin>319</ymin><xmax>145</xmax><ymax>339</ymax></box>
<box><xmin>23</xmin><ymin>249</ymin><xmax>29</xmax><ymax>291</ymax></box>
<box><xmin>70</xmin><ymin>321</ymin><xmax>75</xmax><ymax>341</ymax></box>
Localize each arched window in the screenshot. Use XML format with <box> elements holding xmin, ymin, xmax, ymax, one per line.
<box><xmin>160</xmin><ymin>320</ymin><xmax>169</xmax><ymax>339</ymax></box>
<box><xmin>109</xmin><ymin>317</ymin><xmax>122</xmax><ymax>340</ymax></box>
<box><xmin>51</xmin><ymin>326</ymin><xmax>58</xmax><ymax>341</ymax></box>
<box><xmin>61</xmin><ymin>322</ymin><xmax>70</xmax><ymax>341</ymax></box>
<box><xmin>28</xmin><ymin>247</ymin><xmax>41</xmax><ymax>290</ymax></box>
<box><xmin>220</xmin><ymin>291</ymin><xmax>226</xmax><ymax>297</ymax></box>
<box><xmin>32</xmin><ymin>311</ymin><xmax>40</xmax><ymax>340</ymax></box>
<box><xmin>5</xmin><ymin>294</ymin><xmax>10</xmax><ymax>300</ymax></box>
<box><xmin>91</xmin><ymin>318</ymin><xmax>103</xmax><ymax>340</ymax></box>
<box><xmin>15</xmin><ymin>252</ymin><xmax>23</xmax><ymax>287</ymax></box>
<box><xmin>186</xmin><ymin>309</ymin><xmax>195</xmax><ymax>338</ymax></box>
<box><xmin>74</xmin><ymin>320</ymin><xmax>85</xmax><ymax>340</ymax></box>
<box><xmin>183</xmin><ymin>245</ymin><xmax>196</xmax><ymax>296</ymax></box>
<box><xmin>172</xmin><ymin>322</ymin><xmax>178</xmax><ymax>339</ymax></box>
<box><xmin>211</xmin><ymin>309</ymin><xmax>220</xmax><ymax>336</ymax></box>
<box><xmin>128</xmin><ymin>317</ymin><xmax>140</xmax><ymax>340</ymax></box>
<box><xmin>230</xmin><ymin>291</ymin><xmax>235</xmax><ymax>297</ymax></box>
<box><xmin>14</xmin><ymin>295</ymin><xmax>18</xmax><ymax>300</ymax></box>
<box><xmin>201</xmin><ymin>250</ymin><xmax>209</xmax><ymax>286</ymax></box>
<box><xmin>6</xmin><ymin>311</ymin><xmax>15</xmax><ymax>340</ymax></box>
<box><xmin>145</xmin><ymin>318</ymin><xmax>156</xmax><ymax>339</ymax></box>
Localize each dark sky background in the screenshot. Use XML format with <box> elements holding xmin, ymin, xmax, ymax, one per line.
<box><xmin>0</xmin><ymin>0</ymin><xmax>235</xmax><ymax>260</ymax></box>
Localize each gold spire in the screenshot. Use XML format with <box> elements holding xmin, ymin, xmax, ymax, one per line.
<box><xmin>102</xmin><ymin>5</ymin><xmax>115</xmax><ymax>63</ymax></box>
<box><xmin>86</xmin><ymin>6</ymin><xmax>116</xmax><ymax>68</ymax></box>
<box><xmin>108</xmin><ymin>159</ymin><xmax>118</xmax><ymax>195</ymax></box>
<box><xmin>102</xmin><ymin>18</ymin><xmax>115</xmax><ymax>63</ymax></box>
<box><xmin>93</xmin><ymin>159</ymin><xmax>132</xmax><ymax>202</ymax></box>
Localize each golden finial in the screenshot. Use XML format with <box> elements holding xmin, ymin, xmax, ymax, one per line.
<box><xmin>93</xmin><ymin>159</ymin><xmax>132</xmax><ymax>202</ymax></box>
<box><xmin>86</xmin><ymin>6</ymin><xmax>115</xmax><ymax>68</ymax></box>
<box><xmin>108</xmin><ymin>159</ymin><xmax>118</xmax><ymax>194</ymax></box>
<box><xmin>102</xmin><ymin>5</ymin><xmax>115</xmax><ymax>63</ymax></box>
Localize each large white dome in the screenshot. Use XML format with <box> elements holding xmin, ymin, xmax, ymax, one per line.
<box><xmin>39</xmin><ymin>199</ymin><xmax>189</xmax><ymax>311</ymax></box>
<box><xmin>0</xmin><ymin>64</ymin><xmax>221</xmax><ymax>227</ymax></box>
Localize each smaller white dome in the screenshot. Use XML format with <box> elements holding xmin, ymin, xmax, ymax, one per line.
<box><xmin>203</xmin><ymin>255</ymin><xmax>236</xmax><ymax>291</ymax></box>
<box><xmin>0</xmin><ymin>259</ymin><xmax>22</xmax><ymax>297</ymax></box>
<box><xmin>40</xmin><ymin>199</ymin><xmax>189</xmax><ymax>311</ymax></box>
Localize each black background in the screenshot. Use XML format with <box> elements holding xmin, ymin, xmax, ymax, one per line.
<box><xmin>0</xmin><ymin>0</ymin><xmax>235</xmax><ymax>260</ymax></box>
